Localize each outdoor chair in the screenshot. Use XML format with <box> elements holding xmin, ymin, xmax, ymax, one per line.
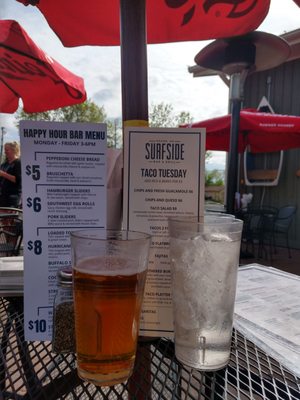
<box><xmin>240</xmin><ymin>206</ymin><xmax>278</xmax><ymax>260</ymax></box>
<box><xmin>0</xmin><ymin>208</ymin><xmax>23</xmax><ymax>256</ymax></box>
<box><xmin>0</xmin><ymin>207</ymin><xmax>22</xmax><ymax>217</ymax></box>
<box><xmin>269</xmin><ymin>205</ymin><xmax>297</xmax><ymax>258</ymax></box>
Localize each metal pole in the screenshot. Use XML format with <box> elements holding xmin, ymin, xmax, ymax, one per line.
<box><xmin>225</xmin><ymin>72</ymin><xmax>245</xmax><ymax>214</ymax></box>
<box><xmin>120</xmin><ymin>0</ymin><xmax>148</xmax><ymax>125</ymax></box>
<box><xmin>0</xmin><ymin>127</ymin><xmax>6</xmax><ymax>163</ymax></box>
<box><xmin>119</xmin><ymin>4</ymin><xmax>151</xmax><ymax>398</ymax></box>
<box><xmin>226</xmin><ymin>98</ymin><xmax>241</xmax><ymax>214</ymax></box>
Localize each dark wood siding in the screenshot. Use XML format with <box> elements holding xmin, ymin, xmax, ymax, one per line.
<box><xmin>243</xmin><ymin>59</ymin><xmax>300</xmax><ymax>249</ymax></box>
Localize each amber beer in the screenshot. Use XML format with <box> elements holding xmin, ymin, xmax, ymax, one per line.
<box><xmin>71</xmin><ymin>230</ymin><xmax>151</xmax><ymax>387</ymax></box>
<box><xmin>73</xmin><ymin>257</ymin><xmax>147</xmax><ymax>385</ymax></box>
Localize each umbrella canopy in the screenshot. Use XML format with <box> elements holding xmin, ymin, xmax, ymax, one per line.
<box><xmin>16</xmin><ymin>0</ymin><xmax>271</xmax><ymax>47</ymax></box>
<box><xmin>14</xmin><ymin>1</ymin><xmax>273</xmax><ymax>125</ymax></box>
<box><xmin>0</xmin><ymin>19</ymin><xmax>87</xmax><ymax>113</ymax></box>
<box><xmin>185</xmin><ymin>109</ymin><xmax>300</xmax><ymax>153</ymax></box>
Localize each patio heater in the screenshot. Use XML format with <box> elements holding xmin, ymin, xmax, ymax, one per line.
<box><xmin>194</xmin><ymin>31</ymin><xmax>290</xmax><ymax>214</ymax></box>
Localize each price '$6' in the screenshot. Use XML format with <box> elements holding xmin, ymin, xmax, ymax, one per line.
<box><xmin>26</xmin><ymin>197</ymin><xmax>42</xmax><ymax>212</ymax></box>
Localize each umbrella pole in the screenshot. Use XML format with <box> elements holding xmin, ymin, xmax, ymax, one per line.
<box><xmin>120</xmin><ymin>0</ymin><xmax>149</xmax><ymax>128</ymax></box>
<box><xmin>226</xmin><ymin>72</ymin><xmax>247</xmax><ymax>214</ymax></box>
<box><xmin>120</xmin><ymin>3</ymin><xmax>152</xmax><ymax>399</ymax></box>
<box><xmin>226</xmin><ymin>98</ymin><xmax>241</xmax><ymax>214</ymax></box>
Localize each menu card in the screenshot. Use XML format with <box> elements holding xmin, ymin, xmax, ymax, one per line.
<box><xmin>234</xmin><ymin>264</ymin><xmax>300</xmax><ymax>376</ymax></box>
<box><xmin>20</xmin><ymin>120</ymin><xmax>107</xmax><ymax>341</ymax></box>
<box><xmin>123</xmin><ymin>127</ymin><xmax>206</xmax><ymax>337</ymax></box>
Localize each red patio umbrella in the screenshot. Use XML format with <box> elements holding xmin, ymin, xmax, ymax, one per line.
<box><xmin>0</xmin><ymin>19</ymin><xmax>87</xmax><ymax>113</ymax></box>
<box><xmin>16</xmin><ymin>1</ymin><xmax>271</xmax><ymax>46</ymax></box>
<box><xmin>184</xmin><ymin>109</ymin><xmax>300</xmax><ymax>153</ymax></box>
<box><xmin>15</xmin><ymin>1</ymin><xmax>272</xmax><ymax>124</ymax></box>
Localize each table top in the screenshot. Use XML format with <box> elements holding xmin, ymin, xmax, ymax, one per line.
<box><xmin>1</xmin><ymin>297</ymin><xmax>300</xmax><ymax>400</ymax></box>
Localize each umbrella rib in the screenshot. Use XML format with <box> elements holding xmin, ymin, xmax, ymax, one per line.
<box><xmin>0</xmin><ymin>76</ymin><xmax>20</xmax><ymax>97</ymax></box>
<box><xmin>0</xmin><ymin>43</ymin><xmax>47</xmax><ymax>64</ymax></box>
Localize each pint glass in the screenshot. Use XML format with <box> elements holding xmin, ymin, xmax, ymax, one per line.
<box><xmin>71</xmin><ymin>229</ymin><xmax>151</xmax><ymax>386</ymax></box>
<box><xmin>168</xmin><ymin>216</ymin><xmax>243</xmax><ymax>371</ymax></box>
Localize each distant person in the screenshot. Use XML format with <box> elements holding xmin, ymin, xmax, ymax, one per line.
<box><xmin>0</xmin><ymin>141</ymin><xmax>22</xmax><ymax>208</ymax></box>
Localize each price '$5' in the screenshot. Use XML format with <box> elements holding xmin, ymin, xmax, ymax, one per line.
<box><xmin>25</xmin><ymin>164</ymin><xmax>41</xmax><ymax>181</ymax></box>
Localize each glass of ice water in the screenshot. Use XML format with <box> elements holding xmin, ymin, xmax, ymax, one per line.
<box><xmin>168</xmin><ymin>215</ymin><xmax>243</xmax><ymax>371</ymax></box>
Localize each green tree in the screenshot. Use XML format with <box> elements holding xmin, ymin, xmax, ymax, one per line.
<box><xmin>174</xmin><ymin>111</ymin><xmax>194</xmax><ymax>127</ymax></box>
<box><xmin>106</xmin><ymin>118</ymin><xmax>122</xmax><ymax>148</ymax></box>
<box><xmin>15</xmin><ymin>99</ymin><xmax>106</xmax><ymax>123</ymax></box>
<box><xmin>205</xmin><ymin>169</ymin><xmax>224</xmax><ymax>186</ymax></box>
<box><xmin>149</xmin><ymin>102</ymin><xmax>212</xmax><ymax>161</ymax></box>
<box><xmin>149</xmin><ymin>102</ymin><xmax>193</xmax><ymax>127</ymax></box>
<box><xmin>205</xmin><ymin>151</ymin><xmax>212</xmax><ymax>162</ymax></box>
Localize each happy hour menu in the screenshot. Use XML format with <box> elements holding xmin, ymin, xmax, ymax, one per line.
<box><xmin>20</xmin><ymin>120</ymin><xmax>107</xmax><ymax>341</ymax></box>
<box><xmin>123</xmin><ymin>127</ymin><xmax>206</xmax><ymax>338</ymax></box>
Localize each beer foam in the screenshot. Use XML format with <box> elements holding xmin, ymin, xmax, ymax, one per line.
<box><xmin>74</xmin><ymin>256</ymin><xmax>146</xmax><ymax>275</ymax></box>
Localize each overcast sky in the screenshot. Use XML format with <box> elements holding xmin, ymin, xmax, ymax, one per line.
<box><xmin>2</xmin><ymin>0</ymin><xmax>300</xmax><ymax>169</ymax></box>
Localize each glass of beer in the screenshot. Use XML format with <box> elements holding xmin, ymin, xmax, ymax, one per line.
<box><xmin>71</xmin><ymin>229</ymin><xmax>151</xmax><ymax>386</ymax></box>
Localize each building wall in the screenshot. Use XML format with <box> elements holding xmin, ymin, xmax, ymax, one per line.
<box><xmin>243</xmin><ymin>59</ymin><xmax>300</xmax><ymax>249</ymax></box>
<box><xmin>205</xmin><ymin>186</ymin><xmax>225</xmax><ymax>203</ymax></box>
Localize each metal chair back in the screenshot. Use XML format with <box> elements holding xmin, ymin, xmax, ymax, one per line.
<box><xmin>274</xmin><ymin>205</ymin><xmax>297</xmax><ymax>232</ymax></box>
<box><xmin>272</xmin><ymin>205</ymin><xmax>297</xmax><ymax>258</ymax></box>
<box><xmin>0</xmin><ymin>208</ymin><xmax>23</xmax><ymax>256</ymax></box>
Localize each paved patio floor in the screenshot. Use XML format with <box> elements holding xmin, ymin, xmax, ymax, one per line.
<box><xmin>240</xmin><ymin>244</ymin><xmax>300</xmax><ymax>276</ymax></box>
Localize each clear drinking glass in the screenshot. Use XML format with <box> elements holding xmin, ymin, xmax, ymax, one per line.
<box><xmin>71</xmin><ymin>229</ymin><xmax>151</xmax><ymax>386</ymax></box>
<box><xmin>168</xmin><ymin>216</ymin><xmax>243</xmax><ymax>371</ymax></box>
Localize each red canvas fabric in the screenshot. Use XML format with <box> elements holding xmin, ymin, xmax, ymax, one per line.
<box><xmin>0</xmin><ymin>20</ymin><xmax>87</xmax><ymax>113</ymax></box>
<box><xmin>185</xmin><ymin>109</ymin><xmax>300</xmax><ymax>153</ymax></box>
<box><xmin>16</xmin><ymin>0</ymin><xmax>271</xmax><ymax>47</ymax></box>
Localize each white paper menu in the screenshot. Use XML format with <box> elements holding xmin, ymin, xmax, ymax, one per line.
<box><xmin>234</xmin><ymin>264</ymin><xmax>300</xmax><ymax>375</ymax></box>
<box><xmin>123</xmin><ymin>127</ymin><xmax>206</xmax><ymax>338</ymax></box>
<box><xmin>20</xmin><ymin>120</ymin><xmax>107</xmax><ymax>341</ymax></box>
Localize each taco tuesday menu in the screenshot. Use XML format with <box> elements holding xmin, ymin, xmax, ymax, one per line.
<box><xmin>20</xmin><ymin>120</ymin><xmax>107</xmax><ymax>341</ymax></box>
<box><xmin>123</xmin><ymin>127</ymin><xmax>205</xmax><ymax>338</ymax></box>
